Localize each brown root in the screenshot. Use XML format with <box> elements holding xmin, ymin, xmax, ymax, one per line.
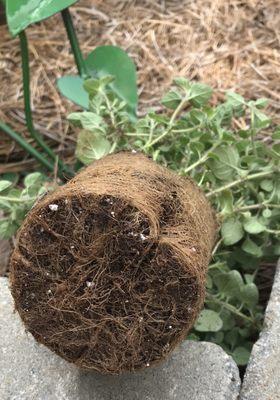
<box><xmin>10</xmin><ymin>152</ymin><xmax>217</xmax><ymax>374</ymax></box>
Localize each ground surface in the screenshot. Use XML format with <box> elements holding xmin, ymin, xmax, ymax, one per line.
<box><xmin>0</xmin><ymin>0</ymin><xmax>280</xmax><ymax>172</ymax></box>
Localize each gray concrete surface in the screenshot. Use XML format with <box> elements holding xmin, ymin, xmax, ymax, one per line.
<box><xmin>0</xmin><ymin>277</ymin><xmax>240</xmax><ymax>400</ymax></box>
<box><xmin>240</xmin><ymin>260</ymin><xmax>280</xmax><ymax>400</ymax></box>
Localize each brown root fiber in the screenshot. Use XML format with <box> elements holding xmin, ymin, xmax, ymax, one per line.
<box><xmin>10</xmin><ymin>152</ymin><xmax>217</xmax><ymax>374</ymax></box>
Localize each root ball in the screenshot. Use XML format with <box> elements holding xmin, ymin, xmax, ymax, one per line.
<box><xmin>10</xmin><ymin>152</ymin><xmax>217</xmax><ymax>374</ymax></box>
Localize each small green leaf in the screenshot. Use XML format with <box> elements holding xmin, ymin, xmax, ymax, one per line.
<box><xmin>0</xmin><ymin>180</ymin><xmax>12</xmax><ymax>193</ymax></box>
<box><xmin>221</xmin><ymin>218</ymin><xmax>244</xmax><ymax>245</ymax></box>
<box><xmin>219</xmin><ymin>190</ymin><xmax>234</xmax><ymax>215</ymax></box>
<box><xmin>194</xmin><ymin>309</ymin><xmax>223</xmax><ymax>332</ymax></box>
<box><xmin>240</xmin><ymin>283</ymin><xmax>259</xmax><ymax>307</ymax></box>
<box><xmin>68</xmin><ymin>112</ymin><xmax>105</xmax><ymax>132</ymax></box>
<box><xmin>215</xmin><ymin>270</ymin><xmax>243</xmax><ymax>298</ymax></box>
<box><xmin>225</xmin><ymin>328</ymin><xmax>239</xmax><ymax>348</ymax></box>
<box><xmin>232</xmin><ymin>346</ymin><xmax>251</xmax><ymax>366</ymax></box>
<box><xmin>83</xmin><ymin>76</ymin><xmax>115</xmax><ymax>97</ymax></box>
<box><xmin>85</xmin><ymin>46</ymin><xmax>138</xmax><ymax>116</ymax></box>
<box><xmin>173</xmin><ymin>77</ymin><xmax>190</xmax><ymax>91</ymax></box>
<box><xmin>189</xmin><ymin>82</ymin><xmax>212</xmax><ymax>107</ymax></box>
<box><xmin>243</xmin><ymin>217</ymin><xmax>266</xmax><ymax>235</ymax></box>
<box><xmin>260</xmin><ymin>179</ymin><xmax>273</xmax><ymax>192</ymax></box>
<box><xmin>75</xmin><ymin>130</ymin><xmax>111</xmax><ymax>165</ymax></box>
<box><xmin>242</xmin><ymin>237</ymin><xmax>263</xmax><ymax>258</ymax></box>
<box><xmin>0</xmin><ymin>220</ymin><xmax>17</xmax><ymax>239</ymax></box>
<box><xmin>161</xmin><ymin>90</ymin><xmax>182</xmax><ymax>109</ymax></box>
<box><xmin>206</xmin><ymin>275</ymin><xmax>213</xmax><ymax>289</ymax></box>
<box><xmin>244</xmin><ymin>274</ymin><xmax>254</xmax><ymax>284</ymax></box>
<box><xmin>24</xmin><ymin>172</ymin><xmax>44</xmax><ymax>188</ymax></box>
<box><xmin>57</xmin><ymin>76</ymin><xmax>89</xmax><ymax>109</ymax></box>
<box><xmin>208</xmin><ymin>146</ymin><xmax>239</xmax><ymax>181</ymax></box>
<box><xmin>262</xmin><ymin>208</ymin><xmax>272</xmax><ymax>219</ymax></box>
<box><xmin>254</xmin><ymin>98</ymin><xmax>268</xmax><ymax>109</ymax></box>
<box><xmin>220</xmin><ymin>309</ymin><xmax>235</xmax><ymax>331</ymax></box>
<box><xmin>252</xmin><ymin>108</ymin><xmax>270</xmax><ymax>130</ymax></box>
<box><xmin>226</xmin><ymin>92</ymin><xmax>245</xmax><ymax>107</ymax></box>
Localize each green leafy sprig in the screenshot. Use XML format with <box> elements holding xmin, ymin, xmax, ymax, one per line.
<box><xmin>0</xmin><ymin>76</ymin><xmax>279</xmax><ymax>366</ymax></box>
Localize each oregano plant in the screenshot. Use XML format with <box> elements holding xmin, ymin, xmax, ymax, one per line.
<box><xmin>0</xmin><ymin>77</ymin><xmax>279</xmax><ymax>366</ymax></box>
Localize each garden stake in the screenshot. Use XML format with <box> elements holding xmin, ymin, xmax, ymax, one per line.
<box><xmin>61</xmin><ymin>8</ymin><xmax>88</xmax><ymax>78</ymax></box>
<box><xmin>0</xmin><ymin>121</ymin><xmax>55</xmax><ymax>173</ymax></box>
<box><xmin>19</xmin><ymin>31</ymin><xmax>73</xmax><ymax>179</ymax></box>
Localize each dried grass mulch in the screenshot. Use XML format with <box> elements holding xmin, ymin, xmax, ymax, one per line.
<box><xmin>0</xmin><ymin>0</ymin><xmax>280</xmax><ymax>173</ymax></box>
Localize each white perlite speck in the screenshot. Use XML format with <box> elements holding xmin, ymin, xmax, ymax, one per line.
<box><xmin>48</xmin><ymin>204</ymin><xmax>58</xmax><ymax>211</ymax></box>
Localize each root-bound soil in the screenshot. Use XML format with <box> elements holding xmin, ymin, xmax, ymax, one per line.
<box><xmin>10</xmin><ymin>152</ymin><xmax>217</xmax><ymax>374</ymax></box>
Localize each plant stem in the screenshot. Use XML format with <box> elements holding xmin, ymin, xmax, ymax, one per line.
<box><xmin>61</xmin><ymin>8</ymin><xmax>87</xmax><ymax>78</ymax></box>
<box><xmin>232</xmin><ymin>203</ymin><xmax>280</xmax><ymax>213</ymax></box>
<box><xmin>19</xmin><ymin>31</ymin><xmax>72</xmax><ymax>179</ymax></box>
<box><xmin>143</xmin><ymin>95</ymin><xmax>190</xmax><ymax>149</ymax></box>
<box><xmin>265</xmin><ymin>228</ymin><xmax>280</xmax><ymax>235</ymax></box>
<box><xmin>0</xmin><ymin>121</ymin><xmax>54</xmax><ymax>172</ymax></box>
<box><xmin>0</xmin><ymin>195</ymin><xmax>38</xmax><ymax>203</ymax></box>
<box><xmin>184</xmin><ymin>142</ymin><xmax>220</xmax><ymax>173</ymax></box>
<box><xmin>206</xmin><ymin>170</ymin><xmax>276</xmax><ymax>198</ymax></box>
<box><xmin>206</xmin><ymin>294</ymin><xmax>258</xmax><ymax>325</ymax></box>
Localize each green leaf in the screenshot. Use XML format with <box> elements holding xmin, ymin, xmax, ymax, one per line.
<box><xmin>161</xmin><ymin>90</ymin><xmax>182</xmax><ymax>110</ymax></box>
<box><xmin>272</xmin><ymin>129</ymin><xmax>280</xmax><ymax>140</ymax></box>
<box><xmin>225</xmin><ymin>328</ymin><xmax>239</xmax><ymax>348</ymax></box>
<box><xmin>83</xmin><ymin>76</ymin><xmax>115</xmax><ymax>96</ymax></box>
<box><xmin>221</xmin><ymin>218</ymin><xmax>244</xmax><ymax>245</ymax></box>
<box><xmin>242</xmin><ymin>237</ymin><xmax>263</xmax><ymax>258</ymax></box>
<box><xmin>1</xmin><ymin>173</ymin><xmax>19</xmax><ymax>185</ymax></box>
<box><xmin>173</xmin><ymin>77</ymin><xmax>190</xmax><ymax>91</ymax></box>
<box><xmin>208</xmin><ymin>146</ymin><xmax>239</xmax><ymax>181</ymax></box>
<box><xmin>24</xmin><ymin>172</ymin><xmax>44</xmax><ymax>188</ymax></box>
<box><xmin>243</xmin><ymin>217</ymin><xmax>266</xmax><ymax>235</ymax></box>
<box><xmin>85</xmin><ymin>46</ymin><xmax>138</xmax><ymax>116</ymax></box>
<box><xmin>220</xmin><ymin>309</ymin><xmax>235</xmax><ymax>331</ymax></box>
<box><xmin>226</xmin><ymin>92</ymin><xmax>245</xmax><ymax>107</ymax></box>
<box><xmin>68</xmin><ymin>112</ymin><xmax>105</xmax><ymax>132</ymax></box>
<box><xmin>254</xmin><ymin>98</ymin><xmax>268</xmax><ymax>109</ymax></box>
<box><xmin>0</xmin><ymin>180</ymin><xmax>12</xmax><ymax>193</ymax></box>
<box><xmin>252</xmin><ymin>108</ymin><xmax>270</xmax><ymax>130</ymax></box>
<box><xmin>219</xmin><ymin>190</ymin><xmax>234</xmax><ymax>216</ymax></box>
<box><xmin>240</xmin><ymin>283</ymin><xmax>259</xmax><ymax>307</ymax></box>
<box><xmin>189</xmin><ymin>82</ymin><xmax>212</xmax><ymax>107</ymax></box>
<box><xmin>6</xmin><ymin>0</ymin><xmax>77</xmax><ymax>36</ymax></box>
<box><xmin>232</xmin><ymin>346</ymin><xmax>251</xmax><ymax>366</ymax></box>
<box><xmin>260</xmin><ymin>179</ymin><xmax>273</xmax><ymax>192</ymax></box>
<box><xmin>57</xmin><ymin>76</ymin><xmax>89</xmax><ymax>109</ymax></box>
<box><xmin>75</xmin><ymin>130</ymin><xmax>111</xmax><ymax>165</ymax></box>
<box><xmin>206</xmin><ymin>275</ymin><xmax>213</xmax><ymax>289</ymax></box>
<box><xmin>215</xmin><ymin>270</ymin><xmax>243</xmax><ymax>298</ymax></box>
<box><xmin>0</xmin><ymin>220</ymin><xmax>17</xmax><ymax>239</ymax></box>
<box><xmin>194</xmin><ymin>309</ymin><xmax>223</xmax><ymax>332</ymax></box>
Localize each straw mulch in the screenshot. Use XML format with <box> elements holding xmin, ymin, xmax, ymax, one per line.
<box><xmin>0</xmin><ymin>0</ymin><xmax>280</xmax><ymax>173</ymax></box>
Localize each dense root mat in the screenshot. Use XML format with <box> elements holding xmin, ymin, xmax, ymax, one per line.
<box><xmin>10</xmin><ymin>152</ymin><xmax>217</xmax><ymax>374</ymax></box>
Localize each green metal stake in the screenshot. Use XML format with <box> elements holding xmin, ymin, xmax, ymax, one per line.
<box><xmin>61</xmin><ymin>8</ymin><xmax>88</xmax><ymax>78</ymax></box>
<box><xmin>19</xmin><ymin>31</ymin><xmax>73</xmax><ymax>178</ymax></box>
<box><xmin>0</xmin><ymin>121</ymin><xmax>55</xmax><ymax>173</ymax></box>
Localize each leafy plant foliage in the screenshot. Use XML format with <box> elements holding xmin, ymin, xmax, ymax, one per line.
<box><xmin>0</xmin><ymin>77</ymin><xmax>279</xmax><ymax>366</ymax></box>
<box><xmin>0</xmin><ymin>172</ymin><xmax>51</xmax><ymax>238</ymax></box>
